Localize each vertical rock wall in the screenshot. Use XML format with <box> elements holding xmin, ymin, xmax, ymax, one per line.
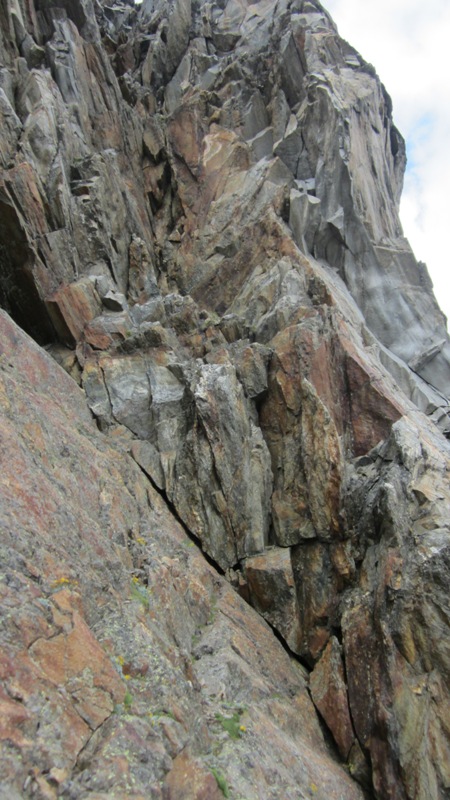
<box><xmin>0</xmin><ymin>1</ymin><xmax>449</xmax><ymax>798</ymax></box>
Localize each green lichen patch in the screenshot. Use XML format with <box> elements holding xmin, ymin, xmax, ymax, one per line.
<box><xmin>211</xmin><ymin>767</ymin><xmax>230</xmax><ymax>797</ymax></box>
<box><xmin>215</xmin><ymin>710</ymin><xmax>246</xmax><ymax>740</ymax></box>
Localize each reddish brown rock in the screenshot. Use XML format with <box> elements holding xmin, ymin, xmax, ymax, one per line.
<box><xmin>300</xmin><ymin>377</ymin><xmax>343</xmax><ymax>538</ymax></box>
<box><xmin>2</xmin><ymin>163</ymin><xmax>48</xmax><ymax>237</ymax></box>
<box><xmin>162</xmin><ymin>751</ymin><xmax>224</xmax><ymax>800</ymax></box>
<box><xmin>48</xmin><ymin>278</ymin><xmax>102</xmax><ymax>344</ymax></box>
<box><xmin>310</xmin><ymin>636</ymin><xmax>355</xmax><ymax>760</ymax></box>
<box><xmin>29</xmin><ymin>607</ymin><xmax>124</xmax><ymax>728</ymax></box>
<box><xmin>0</xmin><ymin>686</ymin><xmax>32</xmax><ymax>748</ymax></box>
<box><xmin>84</xmin><ymin>312</ymin><xmax>131</xmax><ymax>350</ymax></box>
<box><xmin>343</xmin><ymin>336</ymin><xmax>404</xmax><ymax>456</ymax></box>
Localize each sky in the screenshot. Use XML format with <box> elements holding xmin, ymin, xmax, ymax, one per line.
<box><xmin>324</xmin><ymin>0</ymin><xmax>450</xmax><ymax>326</ymax></box>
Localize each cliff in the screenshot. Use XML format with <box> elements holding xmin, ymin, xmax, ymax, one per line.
<box><xmin>0</xmin><ymin>1</ymin><xmax>449</xmax><ymax>798</ymax></box>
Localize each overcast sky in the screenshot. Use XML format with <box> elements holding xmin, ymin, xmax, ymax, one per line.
<box><xmin>324</xmin><ymin>0</ymin><xmax>450</xmax><ymax>326</ymax></box>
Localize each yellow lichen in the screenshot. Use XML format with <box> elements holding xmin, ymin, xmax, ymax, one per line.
<box><xmin>51</xmin><ymin>576</ymin><xmax>78</xmax><ymax>588</ymax></box>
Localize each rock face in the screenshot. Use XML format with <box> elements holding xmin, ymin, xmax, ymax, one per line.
<box><xmin>1</xmin><ymin>309</ymin><xmax>366</xmax><ymax>800</ymax></box>
<box><xmin>0</xmin><ymin>1</ymin><xmax>449</xmax><ymax>799</ymax></box>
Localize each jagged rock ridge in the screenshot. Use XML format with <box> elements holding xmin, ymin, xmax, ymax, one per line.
<box><xmin>0</xmin><ymin>0</ymin><xmax>449</xmax><ymax>799</ymax></box>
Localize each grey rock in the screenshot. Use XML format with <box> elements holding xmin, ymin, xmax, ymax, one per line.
<box><xmin>289</xmin><ymin>187</ymin><xmax>322</xmax><ymax>253</ymax></box>
<box><xmin>230</xmin><ymin>341</ymin><xmax>272</xmax><ymax>399</ymax></box>
<box><xmin>244</xmin><ymin>547</ymin><xmax>303</xmax><ymax>654</ymax></box>
<box><xmin>0</xmin><ymin>0</ymin><xmax>450</xmax><ymax>797</ymax></box>
<box><xmin>0</xmin><ymin>88</ymin><xmax>22</xmax><ymax>167</ymax></box>
<box><xmin>0</xmin><ymin>309</ymin><xmax>365</xmax><ymax>800</ymax></box>
<box><xmin>102</xmin><ymin>290</ymin><xmax>128</xmax><ymax>311</ymax></box>
<box><xmin>169</xmin><ymin>362</ymin><xmax>273</xmax><ymax>566</ymax></box>
<box><xmin>129</xmin><ymin>296</ymin><xmax>166</xmax><ymax>326</ymax></box>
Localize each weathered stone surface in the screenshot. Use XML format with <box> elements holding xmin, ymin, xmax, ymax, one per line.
<box><xmin>244</xmin><ymin>548</ymin><xmax>302</xmax><ymax>654</ymax></box>
<box><xmin>162</xmin><ymin>750</ymin><xmax>224</xmax><ymax>800</ymax></box>
<box><xmin>310</xmin><ymin>636</ymin><xmax>355</xmax><ymax>760</ymax></box>
<box><xmin>0</xmin><ymin>0</ymin><xmax>449</xmax><ymax>798</ymax></box>
<box><xmin>0</xmin><ymin>311</ymin><xmax>364</xmax><ymax>800</ymax></box>
<box><xmin>341</xmin><ymin>415</ymin><xmax>450</xmax><ymax>800</ymax></box>
<box><xmin>170</xmin><ymin>361</ymin><xmax>273</xmax><ymax>566</ymax></box>
<box><xmin>49</xmin><ymin>278</ymin><xmax>103</xmax><ymax>343</ymax></box>
<box><xmin>229</xmin><ymin>341</ymin><xmax>272</xmax><ymax>400</ymax></box>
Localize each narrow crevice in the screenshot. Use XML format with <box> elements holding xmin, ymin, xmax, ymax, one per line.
<box><xmin>313</xmin><ymin>706</ymin><xmax>348</xmax><ymax>766</ymax></box>
<box><xmin>232</xmin><ymin>594</ymin><xmax>364</xmax><ymax>777</ymax></box>
<box><xmin>131</xmin><ymin>455</ymin><xmax>226</xmax><ymax>576</ymax></box>
<box><xmin>265</xmin><ymin>611</ymin><xmax>376</xmax><ymax>799</ymax></box>
<box><xmin>130</xmin><ymin>440</ymin><xmax>321</xmax><ymax>680</ymax></box>
<box><xmin>97</xmin><ymin>365</ymin><xmax>115</xmax><ymax>428</ymax></box>
<box><xmin>251</xmin><ymin>608</ymin><xmax>312</xmax><ymax>674</ymax></box>
<box><xmin>70</xmin><ymin>721</ymin><xmax>106</xmax><ymax>777</ymax></box>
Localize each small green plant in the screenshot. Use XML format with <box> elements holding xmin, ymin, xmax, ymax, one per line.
<box><xmin>123</xmin><ymin>690</ymin><xmax>133</xmax><ymax>710</ymax></box>
<box><xmin>211</xmin><ymin>767</ymin><xmax>230</xmax><ymax>798</ymax></box>
<box><xmin>208</xmin><ymin>594</ymin><xmax>218</xmax><ymax>625</ymax></box>
<box><xmin>130</xmin><ymin>582</ymin><xmax>149</xmax><ymax>609</ymax></box>
<box><xmin>149</xmin><ymin>708</ymin><xmax>177</xmax><ymax>722</ymax></box>
<box><xmin>215</xmin><ymin>710</ymin><xmax>245</xmax><ymax>739</ymax></box>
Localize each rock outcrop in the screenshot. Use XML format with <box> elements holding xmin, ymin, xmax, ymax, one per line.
<box><xmin>0</xmin><ymin>308</ymin><xmax>365</xmax><ymax>800</ymax></box>
<box><xmin>0</xmin><ymin>0</ymin><xmax>449</xmax><ymax>798</ymax></box>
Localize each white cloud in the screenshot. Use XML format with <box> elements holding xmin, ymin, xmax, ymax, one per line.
<box><xmin>324</xmin><ymin>0</ymin><xmax>450</xmax><ymax>325</ymax></box>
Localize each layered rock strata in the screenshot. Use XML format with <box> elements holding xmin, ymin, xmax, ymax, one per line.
<box><xmin>0</xmin><ymin>0</ymin><xmax>449</xmax><ymax>798</ymax></box>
